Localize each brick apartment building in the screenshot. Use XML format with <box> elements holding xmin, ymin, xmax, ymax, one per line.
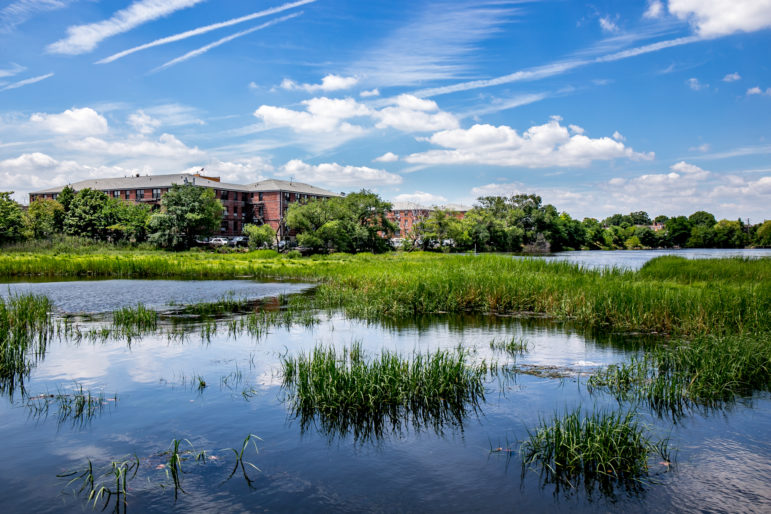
<box><xmin>29</xmin><ymin>173</ymin><xmax>339</xmax><ymax>238</ymax></box>
<box><xmin>388</xmin><ymin>201</ymin><xmax>470</xmax><ymax>238</ymax></box>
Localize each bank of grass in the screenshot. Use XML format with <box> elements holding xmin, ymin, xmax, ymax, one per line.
<box><xmin>588</xmin><ymin>333</ymin><xmax>771</xmax><ymax>414</ymax></box>
<box><xmin>521</xmin><ymin>408</ymin><xmax>671</xmax><ymax>489</ymax></box>
<box><xmin>0</xmin><ymin>251</ymin><xmax>768</xmax><ymax>335</ymax></box>
<box><xmin>281</xmin><ymin>343</ymin><xmax>486</xmax><ymax>439</ymax></box>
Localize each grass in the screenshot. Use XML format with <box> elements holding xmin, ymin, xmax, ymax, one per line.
<box><xmin>489</xmin><ymin>336</ymin><xmax>529</xmax><ymax>357</ymax></box>
<box><xmin>520</xmin><ymin>408</ymin><xmax>672</xmax><ymax>492</ymax></box>
<box><xmin>0</xmin><ymin>293</ymin><xmax>53</xmax><ymax>396</ymax></box>
<box><xmin>281</xmin><ymin>343</ymin><xmax>487</xmax><ymax>440</ymax></box>
<box><xmin>0</xmin><ymin>251</ymin><xmax>767</xmax><ymax>335</ymax></box>
<box><xmin>113</xmin><ymin>303</ymin><xmax>158</xmax><ymax>332</ymax></box>
<box><xmin>58</xmin><ymin>455</ymin><xmax>140</xmax><ymax>512</ymax></box>
<box><xmin>26</xmin><ymin>383</ymin><xmax>116</xmax><ymax>427</ymax></box>
<box><xmin>588</xmin><ymin>333</ymin><xmax>771</xmax><ymax>415</ymax></box>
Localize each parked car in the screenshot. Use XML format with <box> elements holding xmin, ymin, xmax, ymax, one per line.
<box><xmin>209</xmin><ymin>237</ymin><xmax>229</xmax><ymax>246</ymax></box>
<box><xmin>229</xmin><ymin>236</ymin><xmax>248</xmax><ymax>247</ymax></box>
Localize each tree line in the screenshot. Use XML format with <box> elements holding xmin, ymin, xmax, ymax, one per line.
<box><xmin>1</xmin><ymin>187</ymin><xmax>769</xmax><ymax>252</ymax></box>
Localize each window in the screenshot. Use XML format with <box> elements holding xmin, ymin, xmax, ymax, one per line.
<box><xmin>113</xmin><ymin>191</ymin><xmax>120</xmax><ymax>198</ymax></box>
<box><xmin>152</xmin><ymin>188</ymin><xmax>161</xmax><ymax>200</ymax></box>
<box><xmin>136</xmin><ymin>189</ymin><xmax>144</xmax><ymax>200</ymax></box>
<box><xmin>221</xmin><ymin>190</ymin><xmax>229</xmax><ymax>201</ymax></box>
<box><xmin>52</xmin><ymin>193</ymin><xmax>58</xmax><ymax>200</ymax></box>
<box><xmin>257</xmin><ymin>206</ymin><xmax>264</xmax><ymax>217</ymax></box>
<box><xmin>258</xmin><ymin>192</ymin><xmax>263</xmax><ymax>201</ymax></box>
<box><xmin>284</xmin><ymin>192</ymin><xmax>290</xmax><ymax>201</ymax></box>
<box><xmin>125</xmin><ymin>190</ymin><xmax>130</xmax><ymax>200</ymax></box>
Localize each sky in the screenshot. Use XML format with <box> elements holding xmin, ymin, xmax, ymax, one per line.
<box><xmin>0</xmin><ymin>0</ymin><xmax>770</xmax><ymax>221</ymax></box>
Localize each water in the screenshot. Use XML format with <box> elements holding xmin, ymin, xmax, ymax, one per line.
<box><xmin>1</xmin><ymin>281</ymin><xmax>770</xmax><ymax>512</ymax></box>
<box><xmin>0</xmin><ymin>279</ymin><xmax>313</xmax><ymax>313</ymax></box>
<box><xmin>527</xmin><ymin>248</ymin><xmax>771</xmax><ymax>270</ymax></box>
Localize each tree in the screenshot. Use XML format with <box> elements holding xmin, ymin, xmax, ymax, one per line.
<box><xmin>687</xmin><ymin>224</ymin><xmax>715</xmax><ymax>248</ymax></box>
<box><xmin>629</xmin><ymin>211</ymin><xmax>652</xmax><ymax>226</ymax></box>
<box><xmin>243</xmin><ymin>223</ymin><xmax>275</xmax><ymax>249</ymax></box>
<box><xmin>26</xmin><ymin>198</ymin><xmax>64</xmax><ymax>239</ymax></box>
<box><xmin>756</xmin><ymin>220</ymin><xmax>771</xmax><ymax>247</ymax></box>
<box><xmin>634</xmin><ymin>226</ymin><xmax>657</xmax><ymax>248</ymax></box>
<box><xmin>104</xmin><ymin>199</ymin><xmax>151</xmax><ymax>243</ymax></box>
<box><xmin>148</xmin><ymin>184</ymin><xmax>222</xmax><ymax>250</ymax></box>
<box><xmin>689</xmin><ymin>210</ymin><xmax>716</xmax><ymax>227</ymax></box>
<box><xmin>0</xmin><ymin>192</ymin><xmax>26</xmax><ymax>244</ymax></box>
<box><xmin>654</xmin><ymin>215</ymin><xmax>669</xmax><ymax>224</ymax></box>
<box><xmin>712</xmin><ymin>219</ymin><xmax>747</xmax><ymax>248</ymax></box>
<box><xmin>64</xmin><ymin>189</ymin><xmax>113</xmax><ymax>240</ymax></box>
<box><xmin>665</xmin><ymin>216</ymin><xmax>691</xmax><ymax>247</ymax></box>
<box><xmin>57</xmin><ymin>185</ymin><xmax>75</xmax><ymax>214</ymax></box>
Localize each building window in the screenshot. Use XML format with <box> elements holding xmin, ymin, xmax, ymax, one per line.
<box><xmin>113</xmin><ymin>191</ymin><xmax>120</xmax><ymax>198</ymax></box>
<box><xmin>257</xmin><ymin>206</ymin><xmax>264</xmax><ymax>217</ymax></box>
<box><xmin>152</xmin><ymin>188</ymin><xmax>161</xmax><ymax>200</ymax></box>
<box><xmin>221</xmin><ymin>190</ymin><xmax>228</xmax><ymax>201</ymax></box>
<box><xmin>284</xmin><ymin>192</ymin><xmax>290</xmax><ymax>201</ymax></box>
<box><xmin>52</xmin><ymin>193</ymin><xmax>58</xmax><ymax>200</ymax></box>
<box><xmin>258</xmin><ymin>192</ymin><xmax>263</xmax><ymax>201</ymax></box>
<box><xmin>125</xmin><ymin>190</ymin><xmax>130</xmax><ymax>200</ymax></box>
<box><xmin>137</xmin><ymin>189</ymin><xmax>144</xmax><ymax>200</ymax></box>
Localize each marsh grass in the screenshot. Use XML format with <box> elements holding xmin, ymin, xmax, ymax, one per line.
<box><xmin>26</xmin><ymin>384</ymin><xmax>116</xmax><ymax>427</ymax></box>
<box><xmin>489</xmin><ymin>336</ymin><xmax>529</xmax><ymax>357</ymax></box>
<box><xmin>520</xmin><ymin>408</ymin><xmax>672</xmax><ymax>493</ymax></box>
<box><xmin>225</xmin><ymin>434</ymin><xmax>261</xmax><ymax>488</ymax></box>
<box><xmin>281</xmin><ymin>343</ymin><xmax>487</xmax><ymax>441</ymax></box>
<box><xmin>113</xmin><ymin>304</ymin><xmax>158</xmax><ymax>332</ymax></box>
<box><xmin>588</xmin><ymin>333</ymin><xmax>771</xmax><ymax>415</ymax></box>
<box><xmin>0</xmin><ymin>293</ymin><xmax>53</xmax><ymax>396</ymax></box>
<box><xmin>58</xmin><ymin>455</ymin><xmax>140</xmax><ymax>512</ymax></box>
<box><xmin>2</xmin><ymin>252</ymin><xmax>767</xmax><ymax>334</ymax></box>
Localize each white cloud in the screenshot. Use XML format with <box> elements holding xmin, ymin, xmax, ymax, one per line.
<box><xmin>183</xmin><ymin>157</ymin><xmax>273</xmax><ymax>184</ymax></box>
<box><xmin>374</xmin><ymin>152</ymin><xmax>399</xmax><ymax>163</ymax></box>
<box><xmin>670</xmin><ymin>160</ymin><xmax>710</xmax><ymax>179</ymax></box>
<box><xmin>349</xmin><ymin>2</ymin><xmax>518</xmax><ymax>86</ymax></box>
<box><xmin>643</xmin><ymin>0</ymin><xmax>664</xmax><ymax>19</ymax></box>
<box><xmin>569</xmin><ymin>124</ymin><xmax>585</xmax><ymax>134</ymax></box>
<box><xmin>689</xmin><ymin>143</ymin><xmax>710</xmax><ymax>152</ymax></box>
<box><xmin>404</xmin><ymin>118</ymin><xmax>653</xmax><ymax>168</ymax></box>
<box><xmin>0</xmin><ymin>0</ymin><xmax>75</xmax><ymax>32</ymax></box>
<box><xmin>373</xmin><ymin>94</ymin><xmax>459</xmax><ymax>132</ymax></box>
<box><xmin>154</xmin><ymin>13</ymin><xmax>302</xmax><ymax>71</ymax></box>
<box><xmin>48</xmin><ymin>0</ymin><xmax>205</xmax><ymax>55</ymax></box>
<box><xmin>254</xmin><ymin>96</ymin><xmax>370</xmax><ymax>136</ymax></box>
<box><xmin>142</xmin><ymin>103</ymin><xmax>204</xmax><ymax>127</ymax></box>
<box><xmin>392</xmin><ymin>191</ymin><xmax>448</xmax><ymax>206</ymax></box>
<box><xmin>69</xmin><ymin>133</ymin><xmax>204</xmax><ymax>160</ymax></box>
<box><xmin>470</xmin><ymin>182</ymin><xmax>524</xmax><ymax>199</ymax></box>
<box><xmin>97</xmin><ymin>0</ymin><xmax>315</xmax><ymax>64</ymax></box>
<box><xmin>668</xmin><ymin>0</ymin><xmax>771</xmax><ymax>37</ymax></box>
<box><xmin>0</xmin><ymin>62</ymin><xmax>25</xmax><ymax>78</ymax></box>
<box><xmin>0</xmin><ymin>72</ymin><xmax>53</xmax><ymax>91</ymax></box>
<box><xmin>128</xmin><ymin>110</ymin><xmax>161</xmax><ymax>135</ymax></box>
<box><xmin>687</xmin><ymin>77</ymin><xmax>707</xmax><ymax>90</ymax></box>
<box><xmin>723</xmin><ymin>72</ymin><xmax>741</xmax><ymax>82</ymax></box>
<box><xmin>360</xmin><ymin>88</ymin><xmax>380</xmax><ymax>98</ymax></box>
<box><xmin>278</xmin><ymin>159</ymin><xmax>402</xmax><ymax>188</ymax></box>
<box><xmin>612</xmin><ymin>130</ymin><xmax>625</xmax><ymax>141</ymax></box>
<box><xmin>747</xmin><ymin>86</ymin><xmax>771</xmax><ymax>96</ymax></box>
<box><xmin>599</xmin><ymin>16</ymin><xmax>619</xmax><ymax>33</ymax></box>
<box><xmin>281</xmin><ymin>74</ymin><xmax>358</xmax><ymax>93</ymax></box>
<box><xmin>30</xmin><ymin>107</ymin><xmax>108</xmax><ymax>135</ymax></box>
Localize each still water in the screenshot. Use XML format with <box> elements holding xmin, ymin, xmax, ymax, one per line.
<box><xmin>531</xmin><ymin>248</ymin><xmax>771</xmax><ymax>270</ymax></box>
<box><xmin>0</xmin><ymin>280</ymin><xmax>769</xmax><ymax>512</ymax></box>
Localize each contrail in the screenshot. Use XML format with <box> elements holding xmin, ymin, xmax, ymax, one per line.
<box><xmin>97</xmin><ymin>0</ymin><xmax>316</xmax><ymax>64</ymax></box>
<box><xmin>152</xmin><ymin>12</ymin><xmax>302</xmax><ymax>72</ymax></box>
<box><xmin>1</xmin><ymin>72</ymin><xmax>54</xmax><ymax>91</ymax></box>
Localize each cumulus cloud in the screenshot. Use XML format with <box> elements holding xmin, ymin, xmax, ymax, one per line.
<box><xmin>643</xmin><ymin>0</ymin><xmax>664</xmax><ymax>19</ymax></box>
<box><xmin>254</xmin><ymin>97</ymin><xmax>370</xmax><ymax>136</ymax></box>
<box><xmin>183</xmin><ymin>157</ymin><xmax>273</xmax><ymax>184</ymax></box>
<box><xmin>280</xmin><ymin>74</ymin><xmax>358</xmax><ymax>93</ymax></box>
<box><xmin>374</xmin><ymin>152</ymin><xmax>399</xmax><ymax>163</ymax></box>
<box><xmin>747</xmin><ymin>86</ymin><xmax>771</xmax><ymax>96</ymax></box>
<box><xmin>360</xmin><ymin>88</ymin><xmax>380</xmax><ymax>98</ymax></box>
<box><xmin>373</xmin><ymin>94</ymin><xmax>459</xmax><ymax>132</ymax></box>
<box><xmin>278</xmin><ymin>159</ymin><xmax>402</xmax><ymax>188</ymax></box>
<box><xmin>723</xmin><ymin>72</ymin><xmax>741</xmax><ymax>82</ymax></box>
<box><xmin>404</xmin><ymin>118</ymin><xmax>653</xmax><ymax>168</ymax></box>
<box><xmin>69</xmin><ymin>133</ymin><xmax>204</xmax><ymax>160</ymax></box>
<box><xmin>687</xmin><ymin>77</ymin><xmax>707</xmax><ymax>90</ymax></box>
<box><xmin>47</xmin><ymin>0</ymin><xmax>206</xmax><ymax>55</ymax></box>
<box><xmin>30</xmin><ymin>107</ymin><xmax>108</xmax><ymax>135</ymax></box>
<box><xmin>668</xmin><ymin>0</ymin><xmax>771</xmax><ymax>37</ymax></box>
<box><xmin>128</xmin><ymin>110</ymin><xmax>161</xmax><ymax>134</ymax></box>
<box><xmin>392</xmin><ymin>191</ymin><xmax>448</xmax><ymax>206</ymax></box>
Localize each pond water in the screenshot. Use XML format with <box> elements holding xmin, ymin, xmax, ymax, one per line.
<box><xmin>527</xmin><ymin>248</ymin><xmax>771</xmax><ymax>270</ymax></box>
<box><xmin>0</xmin><ymin>279</ymin><xmax>313</xmax><ymax>313</ymax></box>
<box><xmin>1</xmin><ymin>281</ymin><xmax>770</xmax><ymax>512</ymax></box>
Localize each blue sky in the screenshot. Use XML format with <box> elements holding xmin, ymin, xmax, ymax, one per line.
<box><xmin>1</xmin><ymin>0</ymin><xmax>770</xmax><ymax>220</ymax></box>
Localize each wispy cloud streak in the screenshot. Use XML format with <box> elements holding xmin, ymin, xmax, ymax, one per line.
<box><xmin>47</xmin><ymin>0</ymin><xmax>206</xmax><ymax>55</ymax></box>
<box><xmin>152</xmin><ymin>12</ymin><xmax>302</xmax><ymax>72</ymax></box>
<box><xmin>413</xmin><ymin>35</ymin><xmax>704</xmax><ymax>98</ymax></box>
<box><xmin>0</xmin><ymin>0</ymin><xmax>74</xmax><ymax>32</ymax></box>
<box><xmin>0</xmin><ymin>62</ymin><xmax>26</xmax><ymax>78</ymax></box>
<box><xmin>97</xmin><ymin>0</ymin><xmax>315</xmax><ymax>64</ymax></box>
<box><xmin>0</xmin><ymin>72</ymin><xmax>54</xmax><ymax>91</ymax></box>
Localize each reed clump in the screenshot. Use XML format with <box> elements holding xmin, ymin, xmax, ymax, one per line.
<box><xmin>26</xmin><ymin>384</ymin><xmax>116</xmax><ymax>426</ymax></box>
<box><xmin>489</xmin><ymin>336</ymin><xmax>529</xmax><ymax>357</ymax></box>
<box><xmin>521</xmin><ymin>408</ymin><xmax>671</xmax><ymax>490</ymax></box>
<box><xmin>589</xmin><ymin>333</ymin><xmax>771</xmax><ymax>414</ymax></box>
<box><xmin>0</xmin><ymin>293</ymin><xmax>53</xmax><ymax>396</ymax></box>
<box><xmin>113</xmin><ymin>303</ymin><xmax>158</xmax><ymax>331</ymax></box>
<box><xmin>281</xmin><ymin>343</ymin><xmax>486</xmax><ymax>440</ymax></box>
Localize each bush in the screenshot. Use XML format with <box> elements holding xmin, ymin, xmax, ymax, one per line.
<box><xmin>286</xmin><ymin>250</ymin><xmax>302</xmax><ymax>259</ymax></box>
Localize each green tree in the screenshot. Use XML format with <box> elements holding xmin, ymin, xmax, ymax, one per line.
<box><xmin>755</xmin><ymin>220</ymin><xmax>771</xmax><ymax>246</ymax></box>
<box><xmin>243</xmin><ymin>223</ymin><xmax>276</xmax><ymax>249</ymax></box>
<box><xmin>148</xmin><ymin>184</ymin><xmax>222</xmax><ymax>250</ymax></box>
<box><xmin>0</xmin><ymin>192</ymin><xmax>26</xmax><ymax>244</ymax></box>
<box><xmin>26</xmin><ymin>198</ymin><xmax>64</xmax><ymax>239</ymax></box>
<box><xmin>634</xmin><ymin>226</ymin><xmax>657</xmax><ymax>248</ymax></box>
<box><xmin>712</xmin><ymin>219</ymin><xmax>747</xmax><ymax>248</ymax></box>
<box><xmin>687</xmin><ymin>224</ymin><xmax>715</xmax><ymax>248</ymax></box>
<box><xmin>629</xmin><ymin>211</ymin><xmax>652</xmax><ymax>226</ymax></box>
<box><xmin>64</xmin><ymin>188</ymin><xmax>113</xmax><ymax>240</ymax></box>
<box><xmin>104</xmin><ymin>199</ymin><xmax>151</xmax><ymax>243</ymax></box>
<box><xmin>689</xmin><ymin>210</ymin><xmax>716</xmax><ymax>227</ymax></box>
<box><xmin>57</xmin><ymin>185</ymin><xmax>75</xmax><ymax>214</ymax></box>
<box><xmin>665</xmin><ymin>216</ymin><xmax>692</xmax><ymax>247</ymax></box>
